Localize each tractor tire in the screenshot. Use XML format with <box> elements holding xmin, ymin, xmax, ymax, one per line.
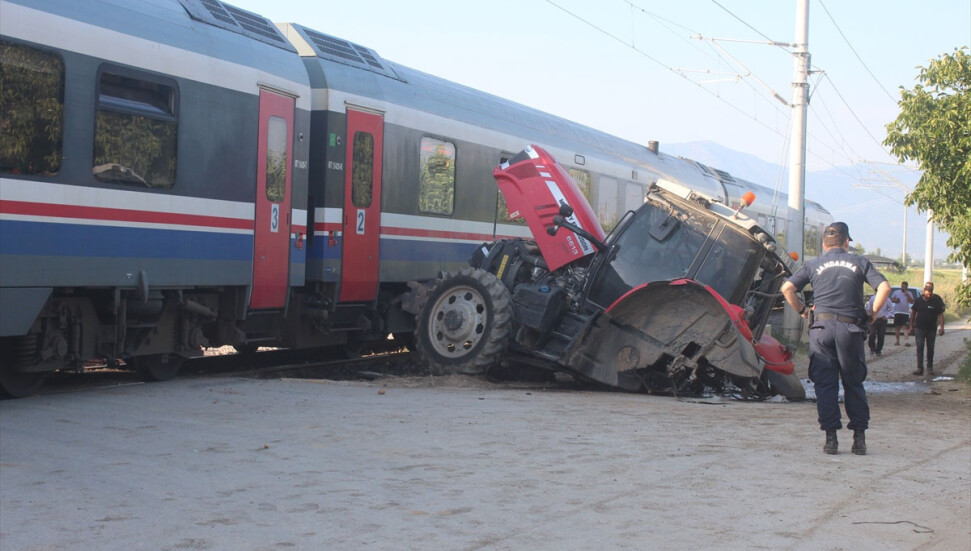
<box><xmin>762</xmin><ymin>369</ymin><xmax>806</xmax><ymax>401</ymax></box>
<box><xmin>416</xmin><ymin>267</ymin><xmax>513</xmax><ymax>375</ymax></box>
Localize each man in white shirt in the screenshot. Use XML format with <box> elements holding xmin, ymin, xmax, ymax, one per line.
<box><xmin>890</xmin><ymin>282</ymin><xmax>915</xmax><ymax>346</ymax></box>
<box><xmin>867</xmin><ymin>293</ymin><xmax>894</xmax><ymax>355</ymax></box>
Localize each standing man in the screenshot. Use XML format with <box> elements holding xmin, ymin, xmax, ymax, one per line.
<box><xmin>781</xmin><ymin>222</ymin><xmax>890</xmax><ymax>456</ymax></box>
<box><xmin>866</xmin><ymin>292</ymin><xmax>893</xmax><ymax>356</ymax></box>
<box><xmin>909</xmin><ymin>282</ymin><xmax>946</xmax><ymax>377</ymax></box>
<box><xmin>890</xmin><ymin>281</ymin><xmax>915</xmax><ymax>346</ymax></box>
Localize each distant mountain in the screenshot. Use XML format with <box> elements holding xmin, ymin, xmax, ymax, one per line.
<box><xmin>663</xmin><ymin>141</ymin><xmax>952</xmax><ymax>261</ymax></box>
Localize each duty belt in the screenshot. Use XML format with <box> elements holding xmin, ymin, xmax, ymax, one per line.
<box><xmin>814</xmin><ymin>312</ymin><xmax>862</xmax><ymax>324</ymax></box>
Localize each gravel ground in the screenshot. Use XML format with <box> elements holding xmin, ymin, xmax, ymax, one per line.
<box><xmin>1</xmin><ymin>322</ymin><xmax>968</xmax><ymax>550</ymax></box>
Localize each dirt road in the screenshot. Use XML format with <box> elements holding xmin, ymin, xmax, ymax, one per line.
<box><xmin>1</xmin><ymin>322</ymin><xmax>968</xmax><ymax>550</ymax></box>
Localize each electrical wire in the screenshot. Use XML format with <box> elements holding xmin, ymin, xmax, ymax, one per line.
<box><xmin>808</xmin><ymin>95</ymin><xmax>865</xmax><ymax>163</ymax></box>
<box><xmin>817</xmin><ymin>0</ymin><xmax>898</xmax><ymax>104</ymax></box>
<box><xmin>625</xmin><ymin>1</ymin><xmax>792</xmax><ymax>126</ymax></box>
<box><xmin>816</xmin><ymin>73</ymin><xmax>895</xmax><ymax>156</ymax></box>
<box><xmin>709</xmin><ymin>0</ymin><xmax>782</xmax><ymax>48</ymax></box>
<box><xmin>544</xmin><ymin>0</ymin><xmax>788</xmax><ymax>138</ymax></box>
<box><xmin>624</xmin><ymin>1</ymin><xmax>736</xmax><ymax>73</ymax></box>
<box><xmin>544</xmin><ymin>0</ymin><xmax>909</xmax><ymax>197</ymax></box>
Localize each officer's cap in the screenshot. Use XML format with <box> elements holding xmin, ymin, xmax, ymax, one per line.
<box><xmin>823</xmin><ymin>221</ymin><xmax>852</xmax><ymax>241</ymax></box>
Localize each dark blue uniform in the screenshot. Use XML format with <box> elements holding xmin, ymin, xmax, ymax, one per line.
<box><xmin>787</xmin><ymin>248</ymin><xmax>887</xmax><ymax>432</ymax></box>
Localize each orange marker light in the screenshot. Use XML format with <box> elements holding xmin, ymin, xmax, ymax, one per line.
<box><xmin>733</xmin><ymin>191</ymin><xmax>757</xmax><ymax>219</ymax></box>
<box><xmin>741</xmin><ymin>191</ymin><xmax>756</xmax><ymax>207</ymax></box>
<box><xmin>789</xmin><ymin>251</ymin><xmax>800</xmax><ymax>261</ymax></box>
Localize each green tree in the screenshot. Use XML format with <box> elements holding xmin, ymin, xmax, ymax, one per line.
<box><xmin>885</xmin><ymin>47</ymin><xmax>971</xmax><ymax>306</ymax></box>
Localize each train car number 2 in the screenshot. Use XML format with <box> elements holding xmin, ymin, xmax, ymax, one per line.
<box><xmin>356</xmin><ymin>209</ymin><xmax>365</xmax><ymax>235</ymax></box>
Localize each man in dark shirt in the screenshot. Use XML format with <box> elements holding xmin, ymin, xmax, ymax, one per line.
<box><xmin>781</xmin><ymin>222</ymin><xmax>890</xmax><ymax>456</ymax></box>
<box><xmin>909</xmin><ymin>282</ymin><xmax>946</xmax><ymax>376</ymax></box>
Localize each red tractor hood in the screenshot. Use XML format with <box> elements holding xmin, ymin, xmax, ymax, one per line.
<box><xmin>493</xmin><ymin>145</ymin><xmax>605</xmax><ymax>272</ymax></box>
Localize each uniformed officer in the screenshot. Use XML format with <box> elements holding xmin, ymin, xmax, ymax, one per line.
<box><xmin>780</xmin><ymin>222</ymin><xmax>891</xmax><ymax>455</ymax></box>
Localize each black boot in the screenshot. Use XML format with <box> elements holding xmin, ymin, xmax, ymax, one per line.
<box><xmin>824</xmin><ymin>429</ymin><xmax>838</xmax><ymax>455</ymax></box>
<box><xmin>852</xmin><ymin>430</ymin><xmax>866</xmax><ymax>455</ymax></box>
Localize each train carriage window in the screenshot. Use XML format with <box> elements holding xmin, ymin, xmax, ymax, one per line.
<box><xmin>804</xmin><ymin>224</ymin><xmax>820</xmax><ymax>257</ymax></box>
<box><xmin>496</xmin><ymin>152</ymin><xmax>525</xmax><ymax>225</ymax></box>
<box><xmin>93</xmin><ymin>70</ymin><xmax>177</xmax><ymax>188</ymax></box>
<box><xmin>266</xmin><ymin>116</ymin><xmax>287</xmax><ymax>202</ymax></box>
<box><xmin>418</xmin><ymin>137</ymin><xmax>455</xmax><ymax>215</ymax></box>
<box><xmin>351</xmin><ymin>131</ymin><xmax>373</xmax><ymax>207</ymax></box>
<box><xmin>597</xmin><ymin>177</ymin><xmax>618</xmax><ymax>230</ymax></box>
<box><xmin>625</xmin><ymin>182</ymin><xmax>644</xmax><ymax>211</ymax></box>
<box><xmin>568</xmin><ymin>168</ymin><xmax>592</xmax><ymax>205</ymax></box>
<box><xmin>496</xmin><ymin>190</ymin><xmax>526</xmax><ymax>225</ymax></box>
<box><xmin>0</xmin><ymin>40</ymin><xmax>64</xmax><ymax>176</ymax></box>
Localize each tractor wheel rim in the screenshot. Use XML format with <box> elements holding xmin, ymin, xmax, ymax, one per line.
<box><xmin>429</xmin><ymin>285</ymin><xmax>486</xmax><ymax>357</ymax></box>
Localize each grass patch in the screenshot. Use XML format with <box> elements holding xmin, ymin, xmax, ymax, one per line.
<box><xmin>958</xmin><ymin>339</ymin><xmax>971</xmax><ymax>385</ymax></box>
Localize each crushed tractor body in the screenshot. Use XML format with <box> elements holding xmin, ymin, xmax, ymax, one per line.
<box><xmin>565</xmin><ymin>280</ymin><xmax>762</xmax><ymax>393</ymax></box>
<box><xmin>408</xmin><ymin>144</ymin><xmax>805</xmax><ymax>400</ymax></box>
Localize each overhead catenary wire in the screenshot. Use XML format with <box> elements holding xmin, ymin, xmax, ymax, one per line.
<box><xmin>807</xmin><ymin>91</ymin><xmax>868</xmax><ymax>164</ymax></box>
<box><xmin>709</xmin><ymin>0</ymin><xmax>790</xmax><ymax>51</ymax></box>
<box><xmin>544</xmin><ymin>0</ymin><xmax>913</xmax><ymax>199</ymax></box>
<box><xmin>544</xmin><ymin>0</ymin><xmax>790</xmax><ymax>141</ymax></box>
<box><xmin>817</xmin><ymin>0</ymin><xmax>898</xmax><ymax>104</ymax></box>
<box><xmin>815</xmin><ymin>73</ymin><xmax>896</xmax><ymax>157</ymax></box>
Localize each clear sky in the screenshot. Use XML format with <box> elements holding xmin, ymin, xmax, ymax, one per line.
<box><xmin>229</xmin><ymin>0</ymin><xmax>968</xmax><ymax>260</ymax></box>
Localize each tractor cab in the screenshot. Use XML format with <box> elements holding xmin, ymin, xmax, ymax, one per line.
<box><xmin>582</xmin><ymin>179</ymin><xmax>793</xmax><ymax>342</ymax></box>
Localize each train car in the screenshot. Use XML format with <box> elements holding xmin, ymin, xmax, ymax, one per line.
<box><xmin>0</xmin><ymin>0</ymin><xmax>829</xmax><ymax>397</ymax></box>
<box><xmin>0</xmin><ymin>0</ymin><xmax>313</xmax><ymax>395</ymax></box>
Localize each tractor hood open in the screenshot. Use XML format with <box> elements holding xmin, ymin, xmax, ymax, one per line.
<box><xmin>493</xmin><ymin>145</ymin><xmax>605</xmax><ymax>272</ymax></box>
<box><xmin>562</xmin><ymin>279</ymin><xmax>761</xmax><ymax>392</ymax></box>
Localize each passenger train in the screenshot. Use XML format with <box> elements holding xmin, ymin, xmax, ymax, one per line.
<box><xmin>0</xmin><ymin>0</ymin><xmax>832</xmax><ymax>397</ymax></box>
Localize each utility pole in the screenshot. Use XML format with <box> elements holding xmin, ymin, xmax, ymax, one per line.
<box><xmin>924</xmin><ymin>210</ymin><xmax>934</xmax><ymax>284</ymax></box>
<box><xmin>782</xmin><ymin>0</ymin><xmax>810</xmax><ymax>344</ymax></box>
<box><xmin>901</xmin><ymin>206</ymin><xmax>907</xmax><ymax>268</ymax></box>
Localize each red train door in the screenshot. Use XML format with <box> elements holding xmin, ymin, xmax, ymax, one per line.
<box><xmin>339</xmin><ymin>108</ymin><xmax>384</xmax><ymax>302</ymax></box>
<box><xmin>250</xmin><ymin>90</ymin><xmax>294</xmax><ymax>310</ymax></box>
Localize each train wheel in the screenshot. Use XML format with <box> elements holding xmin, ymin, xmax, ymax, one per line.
<box><xmin>134</xmin><ymin>354</ymin><xmax>184</xmax><ymax>382</ymax></box>
<box><xmin>416</xmin><ymin>267</ymin><xmax>513</xmax><ymax>375</ymax></box>
<box><xmin>0</xmin><ymin>366</ymin><xmax>48</xmax><ymax>398</ymax></box>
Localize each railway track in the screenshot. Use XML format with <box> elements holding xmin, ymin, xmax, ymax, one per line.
<box><xmin>11</xmin><ymin>346</ymin><xmax>425</xmax><ymax>399</ymax></box>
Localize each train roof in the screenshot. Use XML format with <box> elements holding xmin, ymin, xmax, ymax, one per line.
<box><xmin>3</xmin><ymin>0</ymin><xmax>309</xmax><ymax>105</ymax></box>
<box><xmin>279</xmin><ymin>22</ymin><xmax>727</xmax><ymax>203</ymax></box>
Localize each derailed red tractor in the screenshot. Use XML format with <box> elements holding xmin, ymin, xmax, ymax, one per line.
<box><xmin>405</xmin><ymin>145</ymin><xmax>805</xmax><ymax>400</ymax></box>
